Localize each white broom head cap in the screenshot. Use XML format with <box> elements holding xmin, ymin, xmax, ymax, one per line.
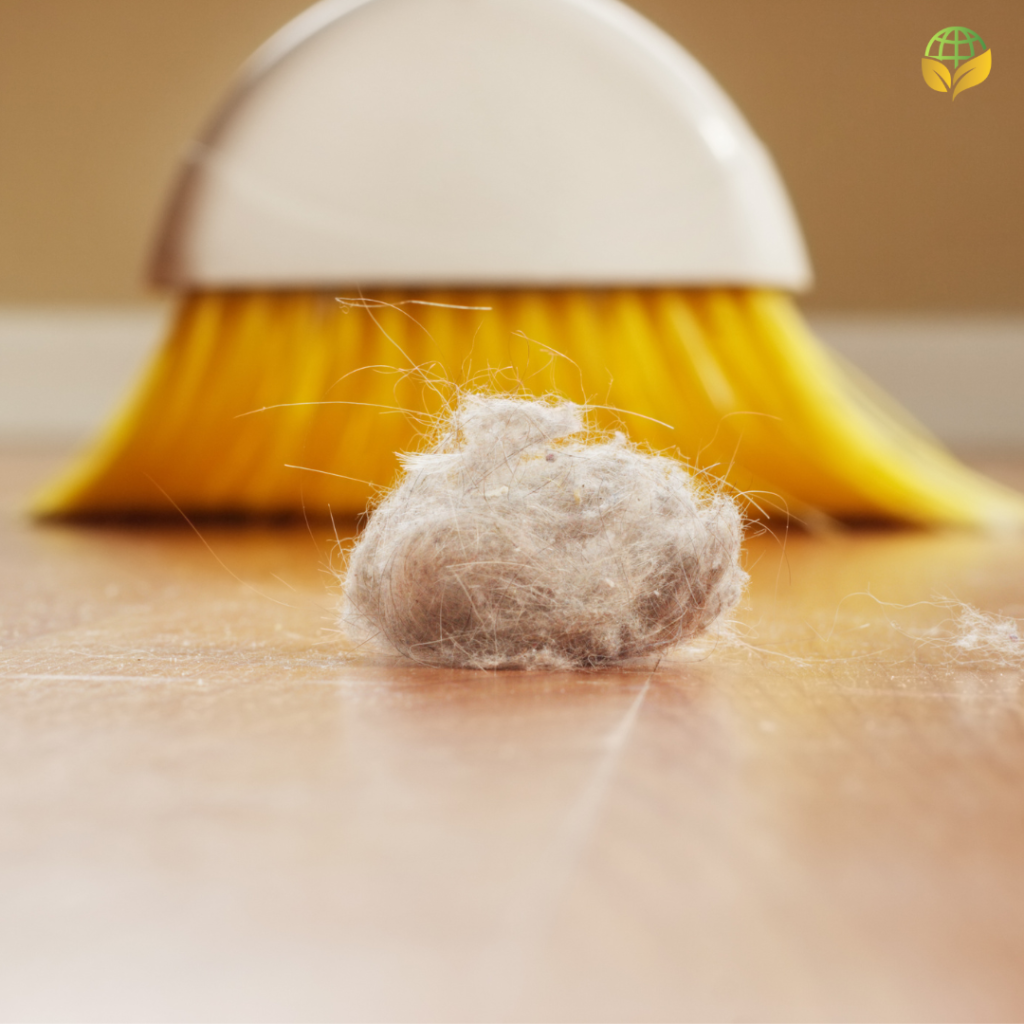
<box><xmin>152</xmin><ymin>0</ymin><xmax>812</xmax><ymax>290</ymax></box>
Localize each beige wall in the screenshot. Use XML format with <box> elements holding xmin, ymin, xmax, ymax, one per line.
<box><xmin>1</xmin><ymin>0</ymin><xmax>1022</xmax><ymax>310</ymax></box>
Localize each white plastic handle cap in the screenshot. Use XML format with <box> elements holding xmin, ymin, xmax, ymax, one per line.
<box><xmin>152</xmin><ymin>0</ymin><xmax>812</xmax><ymax>290</ymax></box>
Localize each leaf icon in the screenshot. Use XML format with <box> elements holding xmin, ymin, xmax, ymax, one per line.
<box><xmin>951</xmin><ymin>48</ymin><xmax>992</xmax><ymax>99</ymax></box>
<box><xmin>922</xmin><ymin>57</ymin><xmax>952</xmax><ymax>92</ymax></box>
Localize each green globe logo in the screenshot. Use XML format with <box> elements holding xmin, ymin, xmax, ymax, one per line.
<box><xmin>922</xmin><ymin>27</ymin><xmax>992</xmax><ymax>100</ymax></box>
<box><xmin>926</xmin><ymin>27</ymin><xmax>986</xmax><ymax>69</ymax></box>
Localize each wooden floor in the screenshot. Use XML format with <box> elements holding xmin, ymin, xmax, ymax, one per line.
<box><xmin>2</xmin><ymin>449</ymin><xmax>1024</xmax><ymax>1022</ymax></box>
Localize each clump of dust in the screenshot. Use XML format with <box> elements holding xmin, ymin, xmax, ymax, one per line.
<box><xmin>338</xmin><ymin>394</ymin><xmax>747</xmax><ymax>669</ymax></box>
<box><xmin>766</xmin><ymin>590</ymin><xmax>1024</xmax><ymax>673</ymax></box>
<box><xmin>917</xmin><ymin>600</ymin><xmax>1022</xmax><ymax>667</ymax></box>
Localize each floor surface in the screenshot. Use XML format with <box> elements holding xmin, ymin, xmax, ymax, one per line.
<box><xmin>2</xmin><ymin>450</ymin><xmax>1024</xmax><ymax>1021</ymax></box>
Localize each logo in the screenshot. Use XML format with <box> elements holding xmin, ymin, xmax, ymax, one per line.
<box><xmin>922</xmin><ymin>27</ymin><xmax>991</xmax><ymax>100</ymax></box>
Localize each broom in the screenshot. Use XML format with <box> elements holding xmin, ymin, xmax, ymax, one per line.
<box><xmin>34</xmin><ymin>0</ymin><xmax>1024</xmax><ymax>528</ymax></box>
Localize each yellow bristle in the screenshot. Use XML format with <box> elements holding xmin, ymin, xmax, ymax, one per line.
<box><xmin>33</xmin><ymin>289</ymin><xmax>1024</xmax><ymax>527</ymax></box>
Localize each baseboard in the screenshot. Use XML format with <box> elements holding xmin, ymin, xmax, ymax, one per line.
<box><xmin>0</xmin><ymin>305</ymin><xmax>169</xmax><ymax>447</ymax></box>
<box><xmin>808</xmin><ymin>313</ymin><xmax>1024</xmax><ymax>451</ymax></box>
